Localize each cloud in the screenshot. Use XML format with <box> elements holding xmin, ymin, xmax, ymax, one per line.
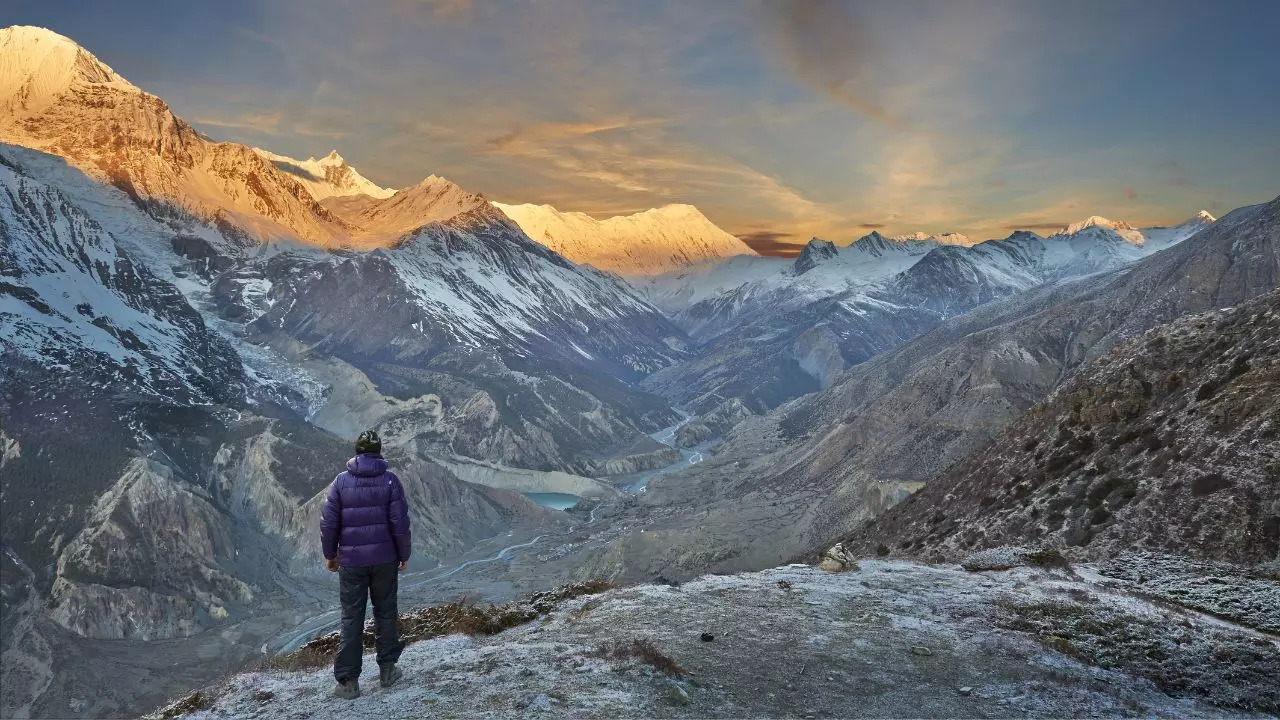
<box><xmin>738</xmin><ymin>231</ymin><xmax>804</xmax><ymax>257</ymax></box>
<box><xmin>759</xmin><ymin>0</ymin><xmax>900</xmax><ymax>129</ymax></box>
<box><xmin>485</xmin><ymin>118</ymin><xmax>666</xmax><ymax>152</ymax></box>
<box><xmin>193</xmin><ymin>111</ymin><xmax>283</xmax><ymax>134</ymax></box>
<box><xmin>193</xmin><ymin>109</ymin><xmax>348</xmax><ymax>139</ymax></box>
<box><xmin>1124</xmin><ymin>187</ymin><xmax>1139</xmax><ymax>200</ymax></box>
<box><xmin>1004</xmin><ymin>221</ymin><xmax>1068</xmax><ymax>230</ymax></box>
<box><xmin>858</xmin><ymin>222</ymin><xmax>885</xmax><ymax>229</ymax></box>
<box><xmin>391</xmin><ymin>0</ymin><xmax>472</xmax><ymax>21</ymax></box>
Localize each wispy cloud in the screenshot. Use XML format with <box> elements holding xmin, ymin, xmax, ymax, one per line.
<box><xmin>1004</xmin><ymin>221</ymin><xmax>1068</xmax><ymax>230</ymax></box>
<box><xmin>738</xmin><ymin>230</ymin><xmax>804</xmax><ymax>257</ymax></box>
<box><xmin>485</xmin><ymin>118</ymin><xmax>666</xmax><ymax>152</ymax></box>
<box><xmin>192</xmin><ymin>111</ymin><xmax>284</xmax><ymax>134</ymax></box>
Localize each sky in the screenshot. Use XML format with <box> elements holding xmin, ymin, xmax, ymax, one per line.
<box><xmin>8</xmin><ymin>0</ymin><xmax>1279</xmax><ymax>256</ymax></box>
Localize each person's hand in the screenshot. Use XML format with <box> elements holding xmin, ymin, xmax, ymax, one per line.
<box><xmin>325</xmin><ymin>558</ymin><xmax>339</xmax><ymax>572</ymax></box>
<box><xmin>398</xmin><ymin>561</ymin><xmax>408</xmax><ymax>572</ymax></box>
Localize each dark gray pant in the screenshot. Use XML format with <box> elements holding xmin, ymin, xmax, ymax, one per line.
<box><xmin>334</xmin><ymin>562</ymin><xmax>403</xmax><ymax>683</ymax></box>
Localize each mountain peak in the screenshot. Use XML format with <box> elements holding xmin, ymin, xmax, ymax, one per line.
<box><xmin>253</xmin><ymin>147</ymin><xmax>395</xmax><ymax>200</ymax></box>
<box><xmin>494</xmin><ymin>201</ymin><xmax>756</xmax><ymax>276</ymax></box>
<box><xmin>1059</xmin><ymin>215</ymin><xmax>1137</xmax><ymax>235</ymax></box>
<box><xmin>891</xmin><ymin>231</ymin><xmax>973</xmax><ymax>247</ymax></box>
<box><xmin>793</xmin><ymin>237</ymin><xmax>839</xmax><ymax>275</ymax></box>
<box><xmin>1</xmin><ymin>25</ymin><xmax>138</xmax><ymax>116</ymax></box>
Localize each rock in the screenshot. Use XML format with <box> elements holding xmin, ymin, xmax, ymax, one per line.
<box><xmin>958</xmin><ymin>686</ymin><xmax>973</xmax><ymax>696</ymax></box>
<box><xmin>528</xmin><ymin>693</ymin><xmax>552</xmax><ymax>712</ymax></box>
<box><xmin>700</xmin><ymin>632</ymin><xmax>715</xmax><ymax>642</ymax></box>
<box><xmin>911</xmin><ymin>646</ymin><xmax>933</xmax><ymax>656</ymax></box>
<box><xmin>663</xmin><ymin>681</ymin><xmax>691</xmax><ymax>705</ymax></box>
<box><xmin>777</xmin><ymin>580</ymin><xmax>793</xmax><ymax>590</ymax></box>
<box><xmin>818</xmin><ymin>543</ymin><xmax>859</xmax><ymax>573</ymax></box>
<box><xmin>961</xmin><ymin>546</ymin><xmax>1070</xmax><ymax>572</ymax></box>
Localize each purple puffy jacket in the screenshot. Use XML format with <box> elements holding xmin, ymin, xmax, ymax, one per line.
<box><xmin>320</xmin><ymin>454</ymin><xmax>412</xmax><ymax>567</ymax></box>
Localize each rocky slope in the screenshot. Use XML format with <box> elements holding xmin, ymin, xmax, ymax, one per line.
<box><xmin>842</xmin><ymin>289</ymin><xmax>1280</xmax><ymax>566</ymax></box>
<box><xmin>218</xmin><ymin>203</ymin><xmax>687</xmax><ymax>471</ymax></box>
<box><xmin>494</xmin><ymin>202</ymin><xmax>756</xmax><ymax>277</ymax></box>
<box><xmin>0</xmin><ymin>150</ymin><xmax>245</xmax><ymax>405</ymax></box>
<box><xmin>156</xmin><ymin>560</ymin><xmax>1280</xmax><ymax>719</ymax></box>
<box><xmin>581</xmin><ymin>197</ymin><xmax>1277</xmax><ymax>584</ymax></box>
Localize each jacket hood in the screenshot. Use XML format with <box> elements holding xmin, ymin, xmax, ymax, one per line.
<box><xmin>347</xmin><ymin>454</ymin><xmax>389</xmax><ymax>478</ymax></box>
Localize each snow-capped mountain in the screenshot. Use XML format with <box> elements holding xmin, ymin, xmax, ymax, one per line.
<box><xmin>253</xmin><ymin>148</ymin><xmax>395</xmax><ymax>200</ymax></box>
<box><xmin>493</xmin><ymin>202</ymin><xmax>757</xmax><ymax>276</ymax></box>
<box><xmin>1056</xmin><ymin>215</ymin><xmax>1145</xmax><ymax>243</ymax></box>
<box><xmin>890</xmin><ymin>231</ymin><xmax>974</xmax><ymax>246</ymax></box>
<box><xmin>0</xmin><ymin>26</ymin><xmax>357</xmax><ymax>246</ymax></box>
<box><xmin>322</xmin><ymin>174</ymin><xmax>490</xmax><ymax>247</ymax></box>
<box><xmin>0</xmin><ymin>25</ymin><xmax>138</xmax><ymax>117</ymax></box>
<box><xmin>641</xmin><ymin>214</ymin><xmax>1218</xmax><ymax>419</ymax></box>
<box><xmin>0</xmin><ymin>23</ymin><xmax>696</xmax><ymax>471</ymax></box>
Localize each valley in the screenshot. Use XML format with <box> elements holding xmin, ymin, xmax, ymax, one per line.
<box><xmin>1</xmin><ymin>19</ymin><xmax>1277</xmax><ymax>720</ymax></box>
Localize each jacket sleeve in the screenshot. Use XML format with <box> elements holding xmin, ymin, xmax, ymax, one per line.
<box><xmin>387</xmin><ymin>473</ymin><xmax>412</xmax><ymax>562</ymax></box>
<box><xmin>320</xmin><ymin>476</ymin><xmax>342</xmax><ymax>560</ymax></box>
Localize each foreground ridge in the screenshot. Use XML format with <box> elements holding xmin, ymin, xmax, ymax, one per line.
<box><xmin>153</xmin><ymin>560</ymin><xmax>1278</xmax><ymax>719</ymax></box>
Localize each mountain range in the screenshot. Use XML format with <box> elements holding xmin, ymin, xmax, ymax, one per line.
<box><xmin>2</xmin><ymin>23</ymin><xmax>1276</xmax><ymax>720</ymax></box>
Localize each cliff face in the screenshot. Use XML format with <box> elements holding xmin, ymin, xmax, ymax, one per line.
<box><xmin>49</xmin><ymin>458</ymin><xmax>255</xmax><ymax>640</ymax></box>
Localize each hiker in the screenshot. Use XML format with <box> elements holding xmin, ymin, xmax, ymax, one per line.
<box><xmin>320</xmin><ymin>430</ymin><xmax>412</xmax><ymax>699</ymax></box>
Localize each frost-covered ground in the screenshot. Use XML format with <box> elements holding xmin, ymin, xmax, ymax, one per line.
<box><xmin>159</xmin><ymin>560</ymin><xmax>1278</xmax><ymax>719</ymax></box>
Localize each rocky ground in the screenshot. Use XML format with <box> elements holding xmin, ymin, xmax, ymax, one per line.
<box><xmin>155</xmin><ymin>557</ymin><xmax>1279</xmax><ymax>719</ymax></box>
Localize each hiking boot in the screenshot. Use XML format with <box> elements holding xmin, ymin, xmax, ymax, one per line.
<box><xmin>334</xmin><ymin>679</ymin><xmax>360</xmax><ymax>699</ymax></box>
<box><xmin>379</xmin><ymin>664</ymin><xmax>403</xmax><ymax>688</ymax></box>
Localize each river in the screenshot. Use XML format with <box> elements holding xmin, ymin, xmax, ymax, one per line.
<box><xmin>613</xmin><ymin>411</ymin><xmax>717</xmax><ymax>493</ymax></box>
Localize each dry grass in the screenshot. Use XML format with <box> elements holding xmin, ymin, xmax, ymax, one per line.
<box><xmin>264</xmin><ymin>579</ymin><xmax>616</xmax><ymax>672</ymax></box>
<box><xmin>588</xmin><ymin>638</ymin><xmax>687</xmax><ymax>677</ymax></box>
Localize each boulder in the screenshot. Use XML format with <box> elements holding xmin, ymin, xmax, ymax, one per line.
<box><xmin>818</xmin><ymin>543</ymin><xmax>859</xmax><ymax>572</ymax></box>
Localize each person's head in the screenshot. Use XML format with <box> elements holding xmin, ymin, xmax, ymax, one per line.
<box><xmin>355</xmin><ymin>429</ymin><xmax>382</xmax><ymax>456</ymax></box>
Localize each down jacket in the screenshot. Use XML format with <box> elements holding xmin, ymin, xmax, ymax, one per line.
<box><xmin>320</xmin><ymin>454</ymin><xmax>412</xmax><ymax>567</ymax></box>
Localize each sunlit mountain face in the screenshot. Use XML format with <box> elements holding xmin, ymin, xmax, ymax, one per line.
<box><xmin>2</xmin><ymin>3</ymin><xmax>1279</xmax><ymax>719</ymax></box>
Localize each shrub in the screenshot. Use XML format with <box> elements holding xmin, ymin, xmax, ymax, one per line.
<box><xmin>591</xmin><ymin>638</ymin><xmax>687</xmax><ymax>677</ymax></box>
<box><xmin>265</xmin><ymin>580</ymin><xmax>615</xmax><ymax>671</ymax></box>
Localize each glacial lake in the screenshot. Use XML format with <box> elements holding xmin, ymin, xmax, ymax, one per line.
<box><xmin>523</xmin><ymin>492</ymin><xmax>581</xmax><ymax>510</ymax></box>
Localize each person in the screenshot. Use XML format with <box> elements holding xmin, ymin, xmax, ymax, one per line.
<box><xmin>320</xmin><ymin>430</ymin><xmax>412</xmax><ymax>699</ymax></box>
